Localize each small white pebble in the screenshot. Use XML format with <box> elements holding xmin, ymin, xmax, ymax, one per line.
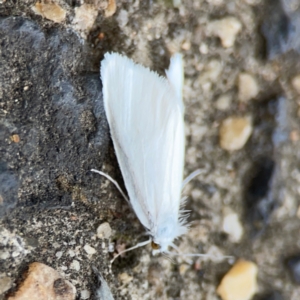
<box><xmin>118</xmin><ymin>273</ymin><xmax>133</xmax><ymax>285</ymax></box>
<box><xmin>97</xmin><ymin>222</ymin><xmax>112</xmax><ymax>239</ymax></box>
<box><xmin>52</xmin><ymin>242</ymin><xmax>60</xmax><ymax>248</ymax></box>
<box><xmin>0</xmin><ymin>251</ymin><xmax>10</xmax><ymax>260</ymax></box>
<box><xmin>80</xmin><ymin>289</ymin><xmax>91</xmax><ymax>299</ymax></box>
<box><xmin>199</xmin><ymin>43</ymin><xmax>208</xmax><ymax>54</ymax></box>
<box><xmin>73</xmin><ymin>4</ymin><xmax>98</xmax><ymax>32</ymax></box>
<box><xmin>222</xmin><ymin>209</ymin><xmax>243</xmax><ymax>242</ymax></box>
<box><xmin>215</xmin><ymin>94</ymin><xmax>232</xmax><ymax>110</ymax></box>
<box><xmin>238</xmin><ymin>73</ymin><xmax>259</xmax><ymax>102</ymax></box>
<box><xmin>12</xmin><ymin>251</ymin><xmax>19</xmax><ymax>258</ymax></box>
<box><xmin>200</xmin><ymin>59</ymin><xmax>222</xmax><ymax>83</ymax></box>
<box><xmin>207</xmin><ymin>17</ymin><xmax>242</xmax><ymax>48</ymax></box>
<box><xmin>70</xmin><ymin>259</ymin><xmax>80</xmax><ymax>271</ymax></box>
<box><xmin>55</xmin><ymin>251</ymin><xmax>63</xmax><ymax>259</ymax></box>
<box><xmin>117</xmin><ymin>9</ymin><xmax>128</xmax><ymax>27</ymax></box>
<box><xmin>181</xmin><ymin>40</ymin><xmax>191</xmax><ymax>50</ymax></box>
<box><xmin>68</xmin><ymin>249</ymin><xmax>75</xmax><ymax>257</ymax></box>
<box><xmin>84</xmin><ymin>244</ymin><xmax>96</xmax><ymax>255</ymax></box>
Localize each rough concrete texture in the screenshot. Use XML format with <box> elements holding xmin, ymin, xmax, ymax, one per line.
<box><xmin>1</xmin><ymin>0</ymin><xmax>300</xmax><ymax>299</ymax></box>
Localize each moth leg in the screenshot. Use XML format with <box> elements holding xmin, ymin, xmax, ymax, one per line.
<box><xmin>182</xmin><ymin>169</ymin><xmax>203</xmax><ymax>188</ymax></box>
<box><xmin>110</xmin><ymin>239</ymin><xmax>151</xmax><ymax>264</ymax></box>
<box><xmin>91</xmin><ymin>169</ymin><xmax>129</xmax><ymax>203</ymax></box>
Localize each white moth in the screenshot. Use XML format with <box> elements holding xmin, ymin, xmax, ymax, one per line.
<box><xmin>92</xmin><ymin>52</ymin><xmax>205</xmax><ymax>262</ymax></box>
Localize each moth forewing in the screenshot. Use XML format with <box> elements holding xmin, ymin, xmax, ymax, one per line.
<box><xmin>99</xmin><ymin>52</ymin><xmax>187</xmax><ymax>257</ymax></box>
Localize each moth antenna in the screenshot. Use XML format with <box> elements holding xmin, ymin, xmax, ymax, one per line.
<box><xmin>169</xmin><ymin>243</ymin><xmax>233</xmax><ymax>261</ymax></box>
<box><xmin>110</xmin><ymin>239</ymin><xmax>151</xmax><ymax>265</ymax></box>
<box><xmin>182</xmin><ymin>169</ymin><xmax>204</xmax><ymax>188</ymax></box>
<box><xmin>91</xmin><ymin>169</ymin><xmax>129</xmax><ymax>203</ymax></box>
<box><xmin>169</xmin><ymin>243</ymin><xmax>193</xmax><ymax>264</ymax></box>
<box><xmin>162</xmin><ymin>252</ymin><xmax>176</xmax><ymax>264</ymax></box>
<box><xmin>169</xmin><ymin>252</ymin><xmax>233</xmax><ymax>259</ymax></box>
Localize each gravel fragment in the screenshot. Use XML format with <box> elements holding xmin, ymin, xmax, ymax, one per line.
<box><xmin>32</xmin><ymin>1</ymin><xmax>66</xmax><ymax>23</ymax></box>
<box><xmin>7</xmin><ymin>262</ymin><xmax>76</xmax><ymax>300</ymax></box>
<box><xmin>222</xmin><ymin>208</ymin><xmax>243</xmax><ymax>242</ymax></box>
<box><xmin>238</xmin><ymin>73</ymin><xmax>259</xmax><ymax>102</ymax></box>
<box><xmin>206</xmin><ymin>17</ymin><xmax>242</xmax><ymax>48</ymax></box>
<box><xmin>219</xmin><ymin>116</ymin><xmax>253</xmax><ymax>151</ymax></box>
<box><xmin>97</xmin><ymin>222</ymin><xmax>112</xmax><ymax>239</ymax></box>
<box><xmin>217</xmin><ymin>260</ymin><xmax>258</xmax><ymax>300</ymax></box>
<box><xmin>83</xmin><ymin>244</ymin><xmax>96</xmax><ymax>255</ymax></box>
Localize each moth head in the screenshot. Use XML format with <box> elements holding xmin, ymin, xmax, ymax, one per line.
<box><xmin>150</xmin><ymin>216</ymin><xmax>189</xmax><ymax>255</ymax></box>
<box><xmin>151</xmin><ymin>239</ymin><xmax>171</xmax><ymax>255</ymax></box>
<box><xmin>151</xmin><ymin>241</ymin><xmax>161</xmax><ymax>250</ymax></box>
<box><xmin>151</xmin><ymin>226</ymin><xmax>177</xmax><ymax>254</ymax></box>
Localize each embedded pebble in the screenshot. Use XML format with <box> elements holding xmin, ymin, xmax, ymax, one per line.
<box><xmin>80</xmin><ymin>289</ymin><xmax>91</xmax><ymax>299</ymax></box>
<box><xmin>0</xmin><ymin>251</ymin><xmax>9</xmax><ymax>260</ymax></box>
<box><xmin>105</xmin><ymin>0</ymin><xmax>117</xmax><ymax>17</ymax></box>
<box><xmin>199</xmin><ymin>43</ymin><xmax>209</xmax><ymax>54</ymax></box>
<box><xmin>291</xmin><ymin>75</ymin><xmax>300</xmax><ymax>94</ymax></box>
<box><xmin>68</xmin><ymin>249</ymin><xmax>75</xmax><ymax>257</ymax></box>
<box><xmin>55</xmin><ymin>251</ymin><xmax>63</xmax><ymax>259</ymax></box>
<box><xmin>217</xmin><ymin>260</ymin><xmax>258</xmax><ymax>300</ymax></box>
<box><xmin>219</xmin><ymin>116</ymin><xmax>252</xmax><ymax>151</ymax></box>
<box><xmin>7</xmin><ymin>262</ymin><xmax>76</xmax><ymax>300</ymax></box>
<box><xmin>238</xmin><ymin>73</ymin><xmax>259</xmax><ymax>102</ymax></box>
<box><xmin>215</xmin><ymin>94</ymin><xmax>232</xmax><ymax>110</ymax></box>
<box><xmin>179</xmin><ymin>264</ymin><xmax>189</xmax><ymax>276</ymax></box>
<box><xmin>10</xmin><ymin>134</ymin><xmax>20</xmax><ymax>143</ymax></box>
<box><xmin>32</xmin><ymin>1</ymin><xmax>66</xmax><ymax>23</ymax></box>
<box><xmin>207</xmin><ymin>17</ymin><xmax>242</xmax><ymax>48</ymax></box>
<box><xmin>0</xmin><ymin>228</ymin><xmax>29</xmax><ymax>261</ymax></box>
<box><xmin>200</xmin><ymin>59</ymin><xmax>222</xmax><ymax>83</ymax></box>
<box><xmin>117</xmin><ymin>9</ymin><xmax>129</xmax><ymax>27</ymax></box>
<box><xmin>83</xmin><ymin>244</ymin><xmax>96</xmax><ymax>255</ymax></box>
<box><xmin>73</xmin><ymin>4</ymin><xmax>98</xmax><ymax>32</ymax></box>
<box><xmin>118</xmin><ymin>273</ymin><xmax>133</xmax><ymax>285</ymax></box>
<box><xmin>97</xmin><ymin>222</ymin><xmax>112</xmax><ymax>239</ymax></box>
<box><xmin>181</xmin><ymin>40</ymin><xmax>191</xmax><ymax>50</ymax></box>
<box><xmin>0</xmin><ymin>275</ymin><xmax>12</xmax><ymax>294</ymax></box>
<box><xmin>222</xmin><ymin>209</ymin><xmax>243</xmax><ymax>242</ymax></box>
<box><xmin>70</xmin><ymin>259</ymin><xmax>80</xmax><ymax>271</ymax></box>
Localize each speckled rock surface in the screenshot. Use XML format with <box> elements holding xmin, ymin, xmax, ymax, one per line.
<box><xmin>1</xmin><ymin>1</ymin><xmax>300</xmax><ymax>300</ymax></box>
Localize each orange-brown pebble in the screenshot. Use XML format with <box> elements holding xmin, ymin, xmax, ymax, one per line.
<box><xmin>10</xmin><ymin>134</ymin><xmax>20</xmax><ymax>143</ymax></box>
<box><xmin>105</xmin><ymin>0</ymin><xmax>117</xmax><ymax>17</ymax></box>
<box><xmin>217</xmin><ymin>260</ymin><xmax>258</xmax><ymax>300</ymax></box>
<box><xmin>8</xmin><ymin>262</ymin><xmax>76</xmax><ymax>300</ymax></box>
<box><xmin>33</xmin><ymin>1</ymin><xmax>66</xmax><ymax>23</ymax></box>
